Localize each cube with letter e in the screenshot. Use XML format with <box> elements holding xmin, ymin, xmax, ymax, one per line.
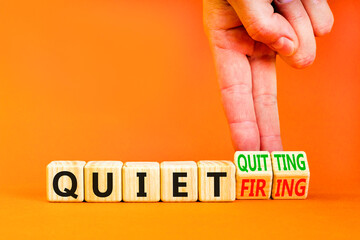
<box><xmin>160</xmin><ymin>161</ymin><xmax>198</xmax><ymax>202</ymax></box>
<box><xmin>271</xmin><ymin>151</ymin><xmax>310</xmax><ymax>199</ymax></box>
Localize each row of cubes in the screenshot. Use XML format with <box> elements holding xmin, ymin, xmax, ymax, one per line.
<box><xmin>46</xmin><ymin>151</ymin><xmax>310</xmax><ymax>202</ymax></box>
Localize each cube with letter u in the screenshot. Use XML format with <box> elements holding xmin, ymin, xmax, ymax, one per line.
<box><xmin>84</xmin><ymin>161</ymin><xmax>123</xmax><ymax>202</ymax></box>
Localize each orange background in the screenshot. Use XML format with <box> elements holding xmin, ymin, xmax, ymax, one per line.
<box><xmin>0</xmin><ymin>0</ymin><xmax>359</xmax><ymax>239</ymax></box>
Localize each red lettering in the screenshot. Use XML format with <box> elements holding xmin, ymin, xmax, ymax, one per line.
<box><xmin>256</xmin><ymin>179</ymin><xmax>266</xmax><ymax>197</ymax></box>
<box><xmin>241</xmin><ymin>179</ymin><xmax>249</xmax><ymax>196</ymax></box>
<box><xmin>295</xmin><ymin>178</ymin><xmax>306</xmax><ymax>196</ymax></box>
<box><xmin>249</xmin><ymin>179</ymin><xmax>256</xmax><ymax>196</ymax></box>
<box><xmin>282</xmin><ymin>179</ymin><xmax>294</xmax><ymax>197</ymax></box>
<box><xmin>275</xmin><ymin>179</ymin><xmax>281</xmax><ymax>197</ymax></box>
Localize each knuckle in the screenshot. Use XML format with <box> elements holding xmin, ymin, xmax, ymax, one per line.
<box><xmin>254</xmin><ymin>94</ymin><xmax>278</xmax><ymax>107</ymax></box>
<box><xmin>287</xmin><ymin>11</ymin><xmax>307</xmax><ymax>24</ymax></box>
<box><xmin>221</xmin><ymin>83</ymin><xmax>252</xmax><ymax>96</ymax></box>
<box><xmin>260</xmin><ymin>134</ymin><xmax>282</xmax><ymax>146</ymax></box>
<box><xmin>246</xmin><ymin>19</ymin><xmax>271</xmax><ymax>41</ymax></box>
<box><xmin>260</xmin><ymin>134</ymin><xmax>281</xmax><ymax>140</ymax></box>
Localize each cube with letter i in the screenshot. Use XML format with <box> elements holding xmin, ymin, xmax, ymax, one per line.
<box><xmin>84</xmin><ymin>161</ymin><xmax>123</xmax><ymax>202</ymax></box>
<box><xmin>122</xmin><ymin>162</ymin><xmax>160</xmax><ymax>202</ymax></box>
<box><xmin>234</xmin><ymin>152</ymin><xmax>273</xmax><ymax>199</ymax></box>
<box><xmin>198</xmin><ymin>161</ymin><xmax>235</xmax><ymax>202</ymax></box>
<box><xmin>47</xmin><ymin>161</ymin><xmax>86</xmax><ymax>202</ymax></box>
<box><xmin>160</xmin><ymin>161</ymin><xmax>198</xmax><ymax>202</ymax></box>
<box><xmin>271</xmin><ymin>151</ymin><xmax>310</xmax><ymax>199</ymax></box>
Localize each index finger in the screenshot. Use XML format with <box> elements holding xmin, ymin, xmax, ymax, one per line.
<box><xmin>250</xmin><ymin>43</ymin><xmax>283</xmax><ymax>152</ymax></box>
<box><xmin>215</xmin><ymin>46</ymin><xmax>260</xmax><ymax>151</ymax></box>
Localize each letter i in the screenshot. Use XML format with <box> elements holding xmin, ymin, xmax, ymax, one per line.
<box><xmin>257</xmin><ymin>155</ymin><xmax>262</xmax><ymax>171</ymax></box>
<box><xmin>282</xmin><ymin>154</ymin><xmax>287</xmax><ymax>170</ymax></box>
<box><xmin>275</xmin><ymin>179</ymin><xmax>282</xmax><ymax>197</ymax></box>
<box><xmin>249</xmin><ymin>179</ymin><xmax>256</xmax><ymax>196</ymax></box>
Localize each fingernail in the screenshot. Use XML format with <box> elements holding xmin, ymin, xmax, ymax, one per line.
<box><xmin>276</xmin><ymin>0</ymin><xmax>294</xmax><ymax>3</ymax></box>
<box><xmin>270</xmin><ymin>37</ymin><xmax>295</xmax><ymax>56</ymax></box>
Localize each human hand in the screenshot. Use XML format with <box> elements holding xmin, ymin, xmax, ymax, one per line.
<box><xmin>203</xmin><ymin>0</ymin><xmax>333</xmax><ymax>151</ymax></box>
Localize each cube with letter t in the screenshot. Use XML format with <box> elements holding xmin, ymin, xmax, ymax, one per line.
<box><xmin>271</xmin><ymin>151</ymin><xmax>310</xmax><ymax>199</ymax></box>
<box><xmin>46</xmin><ymin>161</ymin><xmax>86</xmax><ymax>202</ymax></box>
<box><xmin>234</xmin><ymin>151</ymin><xmax>273</xmax><ymax>199</ymax></box>
<box><xmin>160</xmin><ymin>161</ymin><xmax>198</xmax><ymax>202</ymax></box>
<box><xmin>198</xmin><ymin>161</ymin><xmax>235</xmax><ymax>202</ymax></box>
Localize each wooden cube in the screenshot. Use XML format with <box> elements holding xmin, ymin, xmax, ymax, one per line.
<box><xmin>84</xmin><ymin>161</ymin><xmax>123</xmax><ymax>202</ymax></box>
<box><xmin>271</xmin><ymin>151</ymin><xmax>310</xmax><ymax>199</ymax></box>
<box><xmin>198</xmin><ymin>161</ymin><xmax>235</xmax><ymax>202</ymax></box>
<box><xmin>46</xmin><ymin>161</ymin><xmax>86</xmax><ymax>202</ymax></box>
<box><xmin>234</xmin><ymin>151</ymin><xmax>273</xmax><ymax>199</ymax></box>
<box><xmin>160</xmin><ymin>161</ymin><xmax>198</xmax><ymax>202</ymax></box>
<box><xmin>122</xmin><ymin>162</ymin><xmax>160</xmax><ymax>202</ymax></box>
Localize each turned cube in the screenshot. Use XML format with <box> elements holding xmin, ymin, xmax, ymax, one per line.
<box><xmin>46</xmin><ymin>161</ymin><xmax>86</xmax><ymax>202</ymax></box>
<box><xmin>234</xmin><ymin>151</ymin><xmax>273</xmax><ymax>199</ymax></box>
<box><xmin>84</xmin><ymin>161</ymin><xmax>123</xmax><ymax>202</ymax></box>
<box><xmin>271</xmin><ymin>151</ymin><xmax>310</xmax><ymax>199</ymax></box>
<box><xmin>122</xmin><ymin>162</ymin><xmax>160</xmax><ymax>202</ymax></box>
<box><xmin>160</xmin><ymin>161</ymin><xmax>198</xmax><ymax>202</ymax></box>
<box><xmin>197</xmin><ymin>161</ymin><xmax>235</xmax><ymax>202</ymax></box>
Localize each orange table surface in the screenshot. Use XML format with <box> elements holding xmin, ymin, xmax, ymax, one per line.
<box><xmin>1</xmin><ymin>189</ymin><xmax>359</xmax><ymax>239</ymax></box>
<box><xmin>1</xmin><ymin>0</ymin><xmax>360</xmax><ymax>239</ymax></box>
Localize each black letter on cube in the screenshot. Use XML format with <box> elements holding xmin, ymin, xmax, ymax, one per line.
<box><xmin>207</xmin><ymin>172</ymin><xmax>227</xmax><ymax>197</ymax></box>
<box><xmin>93</xmin><ymin>172</ymin><xmax>113</xmax><ymax>198</ymax></box>
<box><xmin>137</xmin><ymin>172</ymin><xmax>147</xmax><ymax>197</ymax></box>
<box><xmin>173</xmin><ymin>172</ymin><xmax>188</xmax><ymax>197</ymax></box>
<box><xmin>53</xmin><ymin>171</ymin><xmax>78</xmax><ymax>198</ymax></box>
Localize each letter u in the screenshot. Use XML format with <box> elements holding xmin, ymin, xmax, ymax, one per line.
<box><xmin>92</xmin><ymin>172</ymin><xmax>113</xmax><ymax>197</ymax></box>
